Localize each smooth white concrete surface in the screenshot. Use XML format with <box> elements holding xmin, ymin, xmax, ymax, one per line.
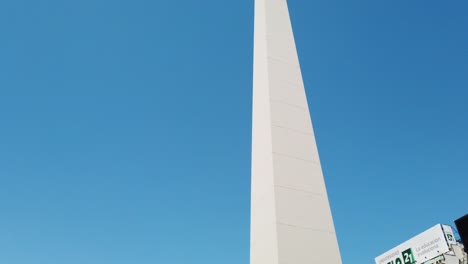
<box><xmin>251</xmin><ymin>0</ymin><xmax>343</xmax><ymax>263</ymax></box>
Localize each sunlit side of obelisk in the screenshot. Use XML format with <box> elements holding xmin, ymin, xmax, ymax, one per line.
<box><xmin>250</xmin><ymin>0</ymin><xmax>343</xmax><ymax>263</ymax></box>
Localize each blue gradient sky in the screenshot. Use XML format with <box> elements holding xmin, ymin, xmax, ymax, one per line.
<box><xmin>0</xmin><ymin>0</ymin><xmax>467</xmax><ymax>263</ymax></box>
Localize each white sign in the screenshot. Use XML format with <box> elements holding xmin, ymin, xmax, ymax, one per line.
<box><xmin>375</xmin><ymin>224</ymin><xmax>450</xmax><ymax>264</ymax></box>
<box><xmin>442</xmin><ymin>225</ymin><xmax>457</xmax><ymax>245</ymax></box>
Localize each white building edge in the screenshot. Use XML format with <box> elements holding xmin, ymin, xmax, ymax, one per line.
<box><xmin>250</xmin><ymin>0</ymin><xmax>342</xmax><ymax>263</ymax></box>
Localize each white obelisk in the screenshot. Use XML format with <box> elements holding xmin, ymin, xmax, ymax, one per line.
<box><xmin>250</xmin><ymin>0</ymin><xmax>343</xmax><ymax>263</ymax></box>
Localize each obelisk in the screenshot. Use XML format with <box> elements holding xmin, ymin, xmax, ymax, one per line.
<box><xmin>250</xmin><ymin>0</ymin><xmax>343</xmax><ymax>263</ymax></box>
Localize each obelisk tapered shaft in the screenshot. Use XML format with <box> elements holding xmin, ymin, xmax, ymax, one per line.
<box><xmin>250</xmin><ymin>0</ymin><xmax>343</xmax><ymax>263</ymax></box>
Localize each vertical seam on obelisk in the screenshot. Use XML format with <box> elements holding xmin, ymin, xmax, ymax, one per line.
<box><xmin>262</xmin><ymin>0</ymin><xmax>281</xmax><ymax>263</ymax></box>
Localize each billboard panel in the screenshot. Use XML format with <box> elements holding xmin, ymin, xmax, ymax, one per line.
<box><xmin>375</xmin><ymin>224</ymin><xmax>450</xmax><ymax>264</ymax></box>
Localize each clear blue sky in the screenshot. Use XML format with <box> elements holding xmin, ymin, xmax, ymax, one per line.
<box><xmin>0</xmin><ymin>0</ymin><xmax>467</xmax><ymax>263</ymax></box>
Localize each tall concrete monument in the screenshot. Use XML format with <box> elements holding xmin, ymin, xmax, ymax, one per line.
<box><xmin>250</xmin><ymin>0</ymin><xmax>342</xmax><ymax>263</ymax></box>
